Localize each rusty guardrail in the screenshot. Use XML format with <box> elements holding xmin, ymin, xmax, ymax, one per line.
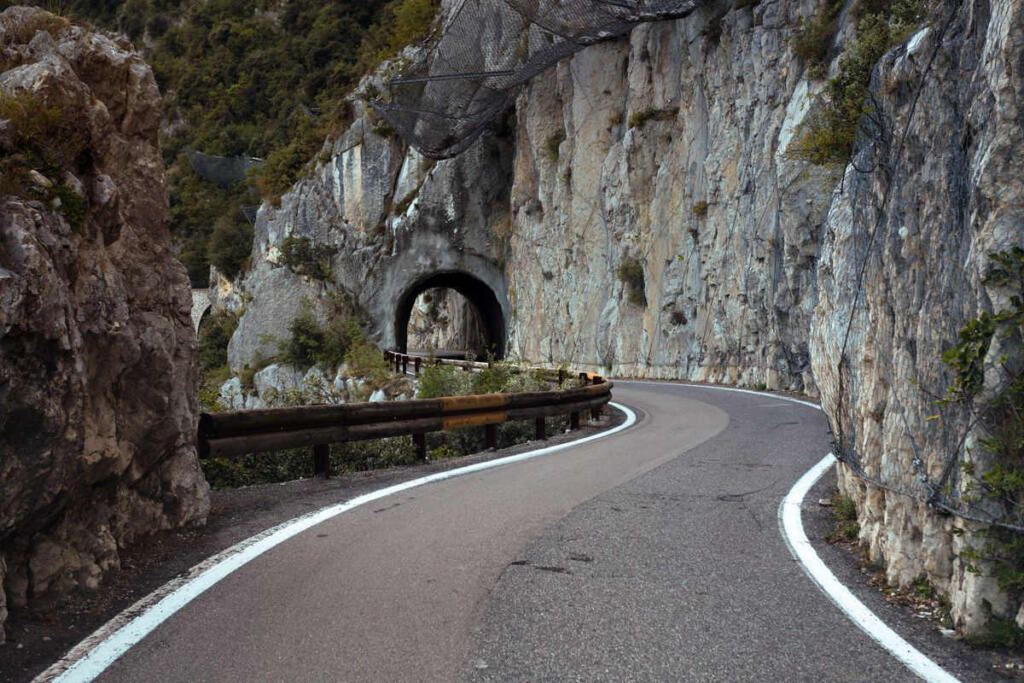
<box><xmin>198</xmin><ymin>352</ymin><xmax>612</xmax><ymax>478</ymax></box>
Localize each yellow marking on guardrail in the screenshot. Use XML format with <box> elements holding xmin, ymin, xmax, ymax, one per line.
<box><xmin>442</xmin><ymin>411</ymin><xmax>507</xmax><ymax>430</ymax></box>
<box><xmin>440</xmin><ymin>394</ymin><xmax>509</xmax><ymax>412</ymax></box>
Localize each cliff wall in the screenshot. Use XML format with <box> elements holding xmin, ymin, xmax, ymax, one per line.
<box><xmin>0</xmin><ymin>7</ymin><xmax>209</xmax><ymax>640</ymax></box>
<box><xmin>220</xmin><ymin>0</ymin><xmax>1023</xmax><ymax>631</ymax></box>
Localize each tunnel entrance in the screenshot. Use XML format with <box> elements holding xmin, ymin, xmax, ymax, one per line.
<box><xmin>395</xmin><ymin>272</ymin><xmax>505</xmax><ymax>359</ymax></box>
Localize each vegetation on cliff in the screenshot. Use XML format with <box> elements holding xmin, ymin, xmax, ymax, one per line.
<box><xmin>4</xmin><ymin>0</ymin><xmax>438</xmax><ymax>284</ymax></box>
<box><xmin>789</xmin><ymin>0</ymin><xmax>923</xmax><ymax>165</ymax></box>
<box><xmin>942</xmin><ymin>249</ymin><xmax>1024</xmax><ymax>641</ymax></box>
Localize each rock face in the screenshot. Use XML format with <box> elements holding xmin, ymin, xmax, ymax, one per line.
<box><xmin>219</xmin><ymin>0</ymin><xmax>1021</xmax><ymax>632</ymax></box>
<box><xmin>811</xmin><ymin>0</ymin><xmax>1024</xmax><ymax>631</ymax></box>
<box><xmin>506</xmin><ymin>3</ymin><xmax>832</xmax><ymax>389</ymax></box>
<box><xmin>226</xmin><ymin>88</ymin><xmax>514</xmax><ymax>372</ymax></box>
<box><xmin>0</xmin><ymin>7</ymin><xmax>208</xmax><ymax>640</ymax></box>
<box><xmin>407</xmin><ymin>288</ymin><xmax>487</xmax><ymax>355</ymax></box>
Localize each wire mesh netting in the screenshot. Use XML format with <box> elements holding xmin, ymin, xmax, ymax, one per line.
<box><xmin>372</xmin><ymin>0</ymin><xmax>702</xmax><ymax>159</ymax></box>
<box><xmin>185</xmin><ymin>148</ymin><xmax>263</xmax><ymax>187</ymax></box>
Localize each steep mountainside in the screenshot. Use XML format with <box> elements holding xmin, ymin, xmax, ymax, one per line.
<box><xmin>217</xmin><ymin>0</ymin><xmax>1022</xmax><ymax>634</ymax></box>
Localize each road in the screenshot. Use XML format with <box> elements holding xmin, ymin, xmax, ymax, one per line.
<box><xmin>96</xmin><ymin>382</ymin><xmax>916</xmax><ymax>682</ymax></box>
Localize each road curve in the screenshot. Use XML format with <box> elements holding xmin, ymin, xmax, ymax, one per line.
<box><xmin>95</xmin><ymin>382</ymin><xmax>914</xmax><ymax>682</ymax></box>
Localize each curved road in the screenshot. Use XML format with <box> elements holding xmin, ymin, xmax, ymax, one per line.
<box><xmin>96</xmin><ymin>382</ymin><xmax>915</xmax><ymax>682</ymax></box>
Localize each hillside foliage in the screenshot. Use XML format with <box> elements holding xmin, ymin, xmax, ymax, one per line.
<box><xmin>4</xmin><ymin>0</ymin><xmax>438</xmax><ymax>284</ymax></box>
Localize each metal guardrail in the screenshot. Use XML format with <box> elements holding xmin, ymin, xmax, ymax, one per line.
<box><xmin>197</xmin><ymin>352</ymin><xmax>612</xmax><ymax>478</ymax></box>
<box><xmin>383</xmin><ymin>350</ymin><xmax>571</xmax><ymax>384</ymax></box>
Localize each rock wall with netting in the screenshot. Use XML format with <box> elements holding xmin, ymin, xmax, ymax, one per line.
<box><xmin>372</xmin><ymin>0</ymin><xmax>702</xmax><ymax>158</ymax></box>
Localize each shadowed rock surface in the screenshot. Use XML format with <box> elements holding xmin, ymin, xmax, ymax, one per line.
<box><xmin>0</xmin><ymin>6</ymin><xmax>208</xmax><ymax>642</ymax></box>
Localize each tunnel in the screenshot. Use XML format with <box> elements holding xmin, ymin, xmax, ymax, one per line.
<box><xmin>394</xmin><ymin>271</ymin><xmax>506</xmax><ymax>359</ymax></box>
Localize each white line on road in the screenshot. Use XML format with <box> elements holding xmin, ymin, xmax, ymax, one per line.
<box><xmin>779</xmin><ymin>455</ymin><xmax>960</xmax><ymax>683</ymax></box>
<box><xmin>619</xmin><ymin>380</ymin><xmax>959</xmax><ymax>682</ymax></box>
<box><xmin>39</xmin><ymin>403</ymin><xmax>638</xmax><ymax>683</ymax></box>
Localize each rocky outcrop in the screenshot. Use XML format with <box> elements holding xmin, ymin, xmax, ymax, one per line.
<box><xmin>218</xmin><ymin>0</ymin><xmax>1022</xmax><ymax>632</ymax></box>
<box><xmin>219</xmin><ymin>362</ymin><xmax>413</xmax><ymax>410</ymax></box>
<box><xmin>0</xmin><ymin>7</ymin><xmax>208</xmax><ymax>640</ymax></box>
<box><xmin>811</xmin><ymin>0</ymin><xmax>1024</xmax><ymax>631</ymax></box>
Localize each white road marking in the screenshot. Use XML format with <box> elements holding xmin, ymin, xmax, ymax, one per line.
<box><xmin>38</xmin><ymin>404</ymin><xmax>638</xmax><ymax>683</ymax></box>
<box><xmin>779</xmin><ymin>454</ymin><xmax>960</xmax><ymax>683</ymax></box>
<box><xmin>622</xmin><ymin>380</ymin><xmax>959</xmax><ymax>681</ymax></box>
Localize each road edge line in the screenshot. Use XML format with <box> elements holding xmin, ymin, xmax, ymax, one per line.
<box><xmin>778</xmin><ymin>454</ymin><xmax>959</xmax><ymax>682</ymax></box>
<box><xmin>39</xmin><ymin>403</ymin><xmax>638</xmax><ymax>683</ymax></box>
<box><xmin>623</xmin><ymin>379</ymin><xmax>959</xmax><ymax>682</ymax></box>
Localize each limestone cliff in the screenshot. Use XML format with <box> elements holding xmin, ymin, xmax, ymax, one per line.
<box><xmin>811</xmin><ymin>0</ymin><xmax>1024</xmax><ymax>630</ymax></box>
<box><xmin>0</xmin><ymin>7</ymin><xmax>208</xmax><ymax>640</ymax></box>
<box><xmin>219</xmin><ymin>0</ymin><xmax>1022</xmax><ymax>632</ymax></box>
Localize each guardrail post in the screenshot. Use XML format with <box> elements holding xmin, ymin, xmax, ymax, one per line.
<box><xmin>313</xmin><ymin>443</ymin><xmax>331</xmax><ymax>478</ymax></box>
<box><xmin>485</xmin><ymin>424</ymin><xmax>497</xmax><ymax>450</ymax></box>
<box><xmin>402</xmin><ymin>356</ymin><xmax>408</xmax><ymax>374</ymax></box>
<box><xmin>558</xmin><ymin>369</ymin><xmax>566</xmax><ymax>385</ymax></box>
<box><xmin>535</xmin><ymin>417</ymin><xmax>546</xmax><ymax>440</ymax></box>
<box><xmin>570</xmin><ymin>411</ymin><xmax>580</xmax><ymax>431</ymax></box>
<box><xmin>414</xmin><ymin>357</ymin><xmax>421</xmax><ymax>375</ymax></box>
<box><xmin>413</xmin><ymin>433</ymin><xmax>427</xmax><ymax>460</ymax></box>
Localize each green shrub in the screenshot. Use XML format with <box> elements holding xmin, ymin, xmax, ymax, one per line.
<box><xmin>471</xmin><ymin>361</ymin><xmax>516</xmax><ymax>394</ymax></box>
<box><xmin>692</xmin><ymin>200</ymin><xmax>708</xmax><ymax>217</ymax></box>
<box><xmin>198</xmin><ymin>364</ymin><xmax>231</xmax><ymax>412</ymax></box>
<box><xmin>428</xmin><ymin>444</ymin><xmax>459</xmax><ymax>460</ymax></box>
<box><xmin>965</xmin><ymin>619</ymin><xmax>1024</xmax><ymax>649</ymax></box>
<box><xmin>354</xmin><ymin>0</ymin><xmax>440</xmax><ymax>75</ymax></box>
<box><xmin>832</xmin><ymin>494</ymin><xmax>858</xmax><ymax>521</ymax></box>
<box><xmin>279</xmin><ymin>307</ymin><xmax>325</xmax><ymax>369</ymax></box>
<box><xmin>942</xmin><ymin>248</ymin><xmax>1024</xmax><ymax>598</ymax></box>
<box><xmin>616</xmin><ymin>257</ymin><xmax>647</xmax><ymax>307</ymax></box>
<box><xmin>54</xmin><ymin>183</ymin><xmax>87</xmax><ymax>232</ymax></box>
<box><xmin>790</xmin><ymin>0</ymin><xmax>843</xmax><ymax>80</ymax></box>
<box><xmin>0</xmin><ymin>90</ymin><xmax>89</xmax><ymax>183</ymax></box>
<box><xmin>788</xmin><ymin>0</ymin><xmax>922</xmax><ymax>165</ymax></box>
<box><xmin>207</xmin><ymin>212</ymin><xmax>254</xmax><ymax>280</ymax></box>
<box><xmin>198</xmin><ymin>310</ymin><xmax>239</xmax><ymax>370</ymax></box>
<box><xmin>345</xmin><ymin>336</ymin><xmax>393</xmax><ymax>387</ymax></box>
<box><xmin>280</xmin><ymin>235</ymin><xmax>338</xmax><ymax>280</ymax></box>
<box><xmin>417</xmin><ymin>363</ymin><xmax>472</xmax><ymax>399</ymax></box>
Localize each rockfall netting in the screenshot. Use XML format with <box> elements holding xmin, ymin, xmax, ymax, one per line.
<box><xmin>185</xmin><ymin>149</ymin><xmax>263</xmax><ymax>187</ymax></box>
<box><xmin>371</xmin><ymin>0</ymin><xmax>702</xmax><ymax>159</ymax></box>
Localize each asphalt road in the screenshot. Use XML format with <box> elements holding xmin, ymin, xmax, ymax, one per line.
<box><xmin>97</xmin><ymin>382</ymin><xmax>916</xmax><ymax>682</ymax></box>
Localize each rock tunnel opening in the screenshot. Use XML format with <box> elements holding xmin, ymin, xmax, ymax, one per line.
<box><xmin>395</xmin><ymin>272</ymin><xmax>505</xmax><ymax>360</ymax></box>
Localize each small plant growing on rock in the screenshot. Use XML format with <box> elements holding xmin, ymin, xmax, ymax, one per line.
<box><xmin>628</xmin><ymin>107</ymin><xmax>679</xmax><ymax>129</ymax></box>
<box><xmin>790</xmin><ymin>0</ymin><xmax>843</xmax><ymax>80</ymax></box>
<box><xmin>692</xmin><ymin>200</ymin><xmax>709</xmax><ymax>217</ymax></box>
<box><xmin>545</xmin><ymin>130</ymin><xmax>565</xmax><ymax>161</ymax></box>
<box><xmin>788</xmin><ymin>0</ymin><xmax>923</xmax><ymax>165</ymax></box>
<box><xmin>826</xmin><ymin>493</ymin><xmax>861</xmax><ymax>542</ymax></box>
<box><xmin>280</xmin><ymin>235</ymin><xmax>338</xmax><ymax>280</ymax></box>
<box><xmin>616</xmin><ymin>257</ymin><xmax>647</xmax><ymax>308</ymax></box>
<box><xmin>939</xmin><ymin>248</ymin><xmax>1024</xmax><ymax>606</ymax></box>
